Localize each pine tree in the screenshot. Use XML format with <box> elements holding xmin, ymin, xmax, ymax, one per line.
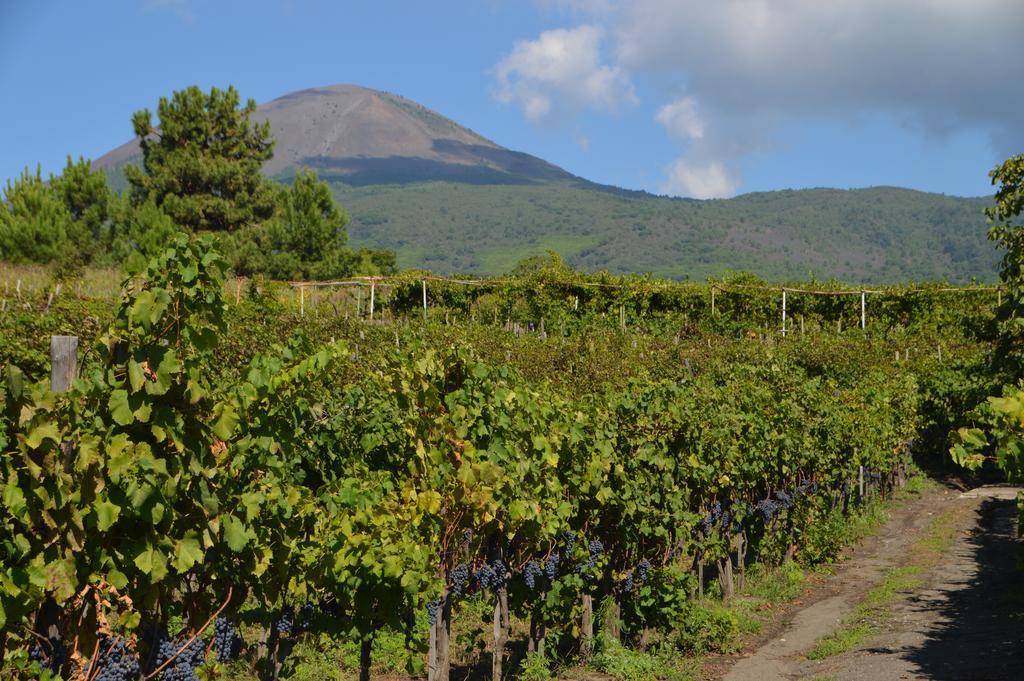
<box><xmin>125</xmin><ymin>85</ymin><xmax>277</xmax><ymax>234</ymax></box>
<box><xmin>0</xmin><ymin>166</ymin><xmax>73</xmax><ymax>264</ymax></box>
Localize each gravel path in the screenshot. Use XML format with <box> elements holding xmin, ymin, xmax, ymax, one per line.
<box><xmin>719</xmin><ymin>485</ymin><xmax>1024</xmax><ymax>681</ymax></box>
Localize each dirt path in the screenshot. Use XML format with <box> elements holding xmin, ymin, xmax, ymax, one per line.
<box><xmin>719</xmin><ymin>484</ymin><xmax>1024</xmax><ymax>681</ymax></box>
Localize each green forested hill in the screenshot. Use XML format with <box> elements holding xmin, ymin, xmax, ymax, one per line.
<box><xmin>333</xmin><ymin>182</ymin><xmax>996</xmax><ymax>283</ymax></box>
<box><xmin>94</xmin><ymin>84</ymin><xmax>997</xmax><ymax>283</ymax></box>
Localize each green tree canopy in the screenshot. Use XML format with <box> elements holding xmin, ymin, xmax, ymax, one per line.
<box><xmin>0</xmin><ymin>166</ymin><xmax>74</xmax><ymax>264</ymax></box>
<box><xmin>229</xmin><ymin>169</ymin><xmax>358</xmax><ymax>280</ymax></box>
<box><xmin>125</xmin><ymin>85</ymin><xmax>277</xmax><ymax>233</ymax></box>
<box><xmin>986</xmin><ymin>153</ymin><xmax>1024</xmax><ymax>371</ymax></box>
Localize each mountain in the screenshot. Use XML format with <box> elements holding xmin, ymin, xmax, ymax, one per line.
<box><xmin>96</xmin><ymin>84</ymin><xmax>592</xmax><ymax>188</ymax></box>
<box><xmin>95</xmin><ymin>85</ymin><xmax>998</xmax><ymax>283</ymax></box>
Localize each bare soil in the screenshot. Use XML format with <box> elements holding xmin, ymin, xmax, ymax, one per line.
<box><xmin>710</xmin><ymin>484</ymin><xmax>1024</xmax><ymax>681</ymax></box>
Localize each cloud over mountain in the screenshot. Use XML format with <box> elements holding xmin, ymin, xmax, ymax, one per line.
<box><xmin>493</xmin><ymin>25</ymin><xmax>636</xmax><ymax>122</ymax></box>
<box><xmin>502</xmin><ymin>0</ymin><xmax>1024</xmax><ymax>198</ymax></box>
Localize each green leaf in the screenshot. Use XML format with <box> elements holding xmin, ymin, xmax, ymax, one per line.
<box><xmin>222</xmin><ymin>514</ymin><xmax>249</xmax><ymax>552</ymax></box>
<box><xmin>171</xmin><ymin>534</ymin><xmax>204</xmax><ymax>572</ymax></box>
<box><xmin>109</xmin><ymin>389</ymin><xmax>134</xmax><ymax>426</ymax></box>
<box><xmin>25</xmin><ymin>422</ymin><xmax>60</xmax><ymax>449</ymax></box>
<box><xmin>94</xmin><ymin>498</ymin><xmax>121</xmax><ymax>531</ymax></box>
<box><xmin>128</xmin><ymin>359</ymin><xmax>145</xmax><ymax>393</ymax></box>
<box><xmin>211</xmin><ymin>402</ymin><xmax>238</xmax><ymax>440</ymax></box>
<box><xmin>108</xmin><ymin>568</ymin><xmax>128</xmax><ymax>590</ymax></box>
<box><xmin>134</xmin><ymin>543</ymin><xmax>168</xmax><ymax>581</ymax></box>
<box><xmin>146</xmin><ymin>349</ymin><xmax>180</xmax><ymax>396</ymax></box>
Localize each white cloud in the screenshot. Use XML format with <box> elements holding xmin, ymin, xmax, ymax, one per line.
<box><xmin>661</xmin><ymin>158</ymin><xmax>739</xmax><ymax>199</ymax></box>
<box><xmin>656</xmin><ymin>97</ymin><xmax>704</xmax><ymax>141</ymax></box>
<box><xmin>517</xmin><ymin>0</ymin><xmax>1024</xmax><ymax>195</ymax></box>
<box><xmin>612</xmin><ymin>0</ymin><xmax>1024</xmax><ymax>152</ymax></box>
<box><xmin>494</xmin><ymin>25</ymin><xmax>637</xmax><ymax>122</ymax></box>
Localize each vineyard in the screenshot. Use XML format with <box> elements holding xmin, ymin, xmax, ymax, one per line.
<box><xmin>0</xmin><ymin>235</ymin><xmax>1006</xmax><ymax>681</ymax></box>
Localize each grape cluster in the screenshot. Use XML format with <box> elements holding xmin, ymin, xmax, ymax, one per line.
<box><xmin>544</xmin><ymin>552</ymin><xmax>560</xmax><ymax>581</ymax></box>
<box><xmin>474</xmin><ymin>559</ymin><xmax>508</xmax><ymax>590</ymax></box>
<box><xmin>299</xmin><ymin>603</ymin><xmax>315</xmax><ymax>630</ymax></box>
<box><xmin>756</xmin><ymin>497</ymin><xmax>781</xmax><ymax>521</ymax></box>
<box><xmin>474</xmin><ymin>563</ymin><xmax>496</xmax><ymax>589</ymax></box>
<box><xmin>92</xmin><ymin>637</ymin><xmax>140</xmax><ymax>681</ymax></box>
<box><xmin>29</xmin><ymin>636</ymin><xmax>67</xmax><ymax>675</ymax></box>
<box><xmin>637</xmin><ymin>559</ymin><xmax>651</xmax><ymax>583</ymax></box>
<box><xmin>796</xmin><ymin>479</ymin><xmax>819</xmax><ymax>496</ymax></box>
<box><xmin>622</xmin><ymin>570</ymin><xmax>635</xmax><ymax>593</ymax></box>
<box><xmin>213</xmin><ymin>617</ymin><xmax>243</xmax><ymax>663</ymax></box>
<box><xmin>561</xmin><ymin>531</ymin><xmax>576</xmax><ymax>555</ymax></box>
<box><xmin>868</xmin><ymin>471</ymin><xmax>882</xmax><ymax>482</ymax></box>
<box><xmin>449</xmin><ymin>563</ymin><xmax>470</xmax><ymax>596</ymax></box>
<box><xmin>522</xmin><ymin>559</ymin><xmax>543</xmax><ymax>590</ymax></box>
<box><xmin>700</xmin><ymin>500</ymin><xmax>736</xmax><ymax>535</ymax></box>
<box><xmin>426</xmin><ymin>598</ymin><xmax>442</xmax><ymax>626</ymax></box>
<box><xmin>155</xmin><ymin>636</ymin><xmax>205</xmax><ymax>681</ymax></box>
<box><xmin>775</xmin><ymin>489</ymin><xmax>794</xmax><ymax>509</ymax></box>
<box><xmin>275</xmin><ymin>606</ymin><xmax>294</xmax><ymax>636</ymax></box>
<box><xmin>491</xmin><ymin>559</ymin><xmax>508</xmax><ymax>588</ymax></box>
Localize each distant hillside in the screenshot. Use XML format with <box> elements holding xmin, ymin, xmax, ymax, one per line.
<box><xmin>95</xmin><ymin>84</ymin><xmax>997</xmax><ymax>283</ymax></box>
<box><xmin>337</xmin><ymin>183</ymin><xmax>995</xmax><ymax>283</ymax></box>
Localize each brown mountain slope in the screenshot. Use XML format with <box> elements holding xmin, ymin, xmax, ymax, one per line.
<box><xmin>94</xmin><ymin>84</ymin><xmax>584</xmax><ymax>187</ymax></box>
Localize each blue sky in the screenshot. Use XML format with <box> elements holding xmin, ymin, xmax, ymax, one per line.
<box><xmin>1</xmin><ymin>0</ymin><xmax>1020</xmax><ymax>199</ymax></box>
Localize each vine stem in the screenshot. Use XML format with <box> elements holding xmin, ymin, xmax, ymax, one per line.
<box><xmin>85</xmin><ymin>638</ymin><xmax>102</xmax><ymax>681</ymax></box>
<box><xmin>141</xmin><ymin>586</ymin><xmax>233</xmax><ymax>680</ymax></box>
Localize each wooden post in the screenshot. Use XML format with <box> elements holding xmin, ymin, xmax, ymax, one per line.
<box><xmin>574</xmin><ymin>295</ymin><xmax>579</xmax><ymax>311</ymax></box>
<box><xmin>998</xmin><ymin>288</ymin><xmax>1002</xmax><ymax>307</ymax></box>
<box><xmin>580</xmin><ymin>594</ymin><xmax>594</xmax><ymax>660</ymax></box>
<box><xmin>860</xmin><ymin>290</ymin><xmax>866</xmax><ymax>329</ymax></box>
<box><xmin>369</xmin><ymin>281</ymin><xmax>376</xmax><ymax>321</ymax></box>
<box><xmin>800</xmin><ymin>315</ymin><xmax>805</xmax><ymax>336</ymax></box>
<box><xmin>50</xmin><ymin>336</ymin><xmax>78</xmax><ymax>392</ymax></box>
<box><xmin>300</xmin><ymin>286</ymin><xmax>305</xmax><ymax>318</ymax></box>
<box><xmin>711</xmin><ymin>286</ymin><xmax>716</xmax><ymax>316</ymax></box>
<box><xmin>422</xmin><ymin>280</ymin><xmax>428</xmax><ymax>321</ymax></box>
<box><xmin>781</xmin><ymin>289</ymin><xmax>787</xmax><ymax>337</ymax></box>
<box><xmin>858</xmin><ymin>465</ymin><xmax>865</xmax><ymax>501</ymax></box>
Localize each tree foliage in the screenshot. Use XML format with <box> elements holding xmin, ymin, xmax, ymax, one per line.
<box><xmin>125</xmin><ymin>85</ymin><xmax>277</xmax><ymax>234</ymax></box>
<box><xmin>985</xmin><ymin>153</ymin><xmax>1024</xmax><ymax>371</ymax></box>
<box><xmin>229</xmin><ymin>169</ymin><xmax>355</xmax><ymax>280</ymax></box>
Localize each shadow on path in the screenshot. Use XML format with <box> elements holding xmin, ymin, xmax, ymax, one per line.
<box><xmin>905</xmin><ymin>497</ymin><xmax>1024</xmax><ymax>680</ymax></box>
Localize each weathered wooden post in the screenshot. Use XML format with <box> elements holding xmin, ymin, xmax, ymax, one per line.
<box><xmin>50</xmin><ymin>336</ymin><xmax>78</xmax><ymax>392</ymax></box>
<box><xmin>369</xmin><ymin>281</ymin><xmax>376</xmax><ymax>321</ymax></box>
<box><xmin>781</xmin><ymin>289</ymin><xmax>787</xmax><ymax>337</ymax></box>
<box><xmin>422</xmin><ymin>280</ymin><xmax>428</xmax><ymax>321</ymax></box>
<box><xmin>860</xmin><ymin>290</ymin><xmax>866</xmax><ymax>329</ymax></box>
